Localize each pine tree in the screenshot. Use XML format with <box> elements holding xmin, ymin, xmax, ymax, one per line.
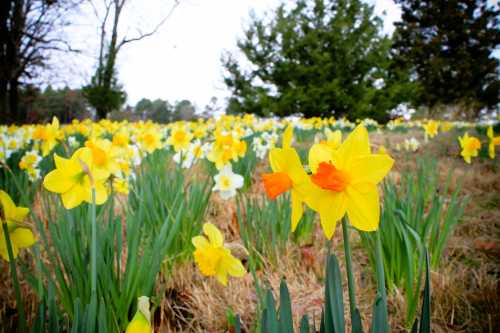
<box><xmin>392</xmin><ymin>0</ymin><xmax>499</xmax><ymax>115</ymax></box>
<box><xmin>222</xmin><ymin>0</ymin><xmax>406</xmax><ymax>122</ymax></box>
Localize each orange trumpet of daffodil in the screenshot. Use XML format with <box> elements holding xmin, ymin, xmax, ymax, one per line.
<box><xmin>262</xmin><ymin>125</ymin><xmax>314</xmax><ymax>231</ymax></box>
<box><xmin>306</xmin><ymin>124</ymin><xmax>394</xmax><ymax>239</ymax></box>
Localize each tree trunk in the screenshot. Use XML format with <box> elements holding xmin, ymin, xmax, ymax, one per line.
<box><xmin>9</xmin><ymin>79</ymin><xmax>21</xmax><ymax>123</ymax></box>
<box><xmin>96</xmin><ymin>106</ymin><xmax>107</xmax><ymax>120</ymax></box>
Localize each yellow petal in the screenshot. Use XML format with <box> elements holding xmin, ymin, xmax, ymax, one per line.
<box><xmin>350</xmin><ymin>154</ymin><xmax>394</xmax><ymax>185</ymax></box>
<box><xmin>0</xmin><ymin>232</ymin><xmax>19</xmax><ymax>261</ymax></box>
<box><xmin>270</xmin><ymin>148</ymin><xmax>309</xmax><ymax>186</ymax></box>
<box><xmin>126</xmin><ymin>312</ymin><xmax>151</xmax><ymax>333</ymax></box>
<box><xmin>308</xmin><ymin>143</ymin><xmax>334</xmax><ymax>173</ymax></box>
<box><xmin>53</xmin><ymin>153</ymin><xmax>69</xmax><ymax>170</ymax></box>
<box><xmin>307</xmin><ymin>188</ymin><xmax>347</xmax><ymax>239</ymax></box>
<box><xmin>282</xmin><ymin>124</ymin><xmax>293</xmax><ymax>148</ymax></box>
<box><xmin>192</xmin><ymin>236</ymin><xmax>209</xmax><ymax>249</ymax></box>
<box><xmin>10</xmin><ymin>228</ymin><xmax>36</xmax><ymax>249</ymax></box>
<box><xmin>43</xmin><ymin>170</ymin><xmax>74</xmax><ymax>193</ymax></box>
<box><xmin>335</xmin><ymin>125</ymin><xmax>370</xmax><ymax>169</ymax></box>
<box><xmin>224</xmin><ymin>254</ymin><xmax>246</xmax><ymax>277</ymax></box>
<box><xmin>487</xmin><ymin>126</ymin><xmax>493</xmax><ymax>139</ymax></box>
<box><xmin>0</xmin><ymin>191</ymin><xmax>29</xmax><ymax>224</ymax></box>
<box><xmin>203</xmin><ymin>223</ymin><xmax>223</xmax><ymax>247</ymax></box>
<box><xmin>215</xmin><ymin>268</ymin><xmax>228</xmax><ymax>286</ymax></box>
<box><xmin>291</xmin><ymin>190</ymin><xmax>304</xmax><ymax>231</ymax></box>
<box><xmin>0</xmin><ymin>190</ymin><xmax>16</xmax><ymax>213</ymax></box>
<box><xmin>93</xmin><ymin>181</ymin><xmax>108</xmax><ymax>205</ymax></box>
<box><xmin>61</xmin><ymin>185</ymin><xmax>86</xmax><ymax>209</ymax></box>
<box><xmin>345</xmin><ymin>184</ymin><xmax>380</xmax><ymax>231</ymax></box>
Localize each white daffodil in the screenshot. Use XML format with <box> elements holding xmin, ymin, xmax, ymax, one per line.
<box><xmin>212</xmin><ymin>165</ymin><xmax>244</xmax><ymax>200</ymax></box>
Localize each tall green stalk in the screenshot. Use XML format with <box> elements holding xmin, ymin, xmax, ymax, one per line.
<box><xmin>2</xmin><ymin>222</ymin><xmax>27</xmax><ymax>332</ymax></box>
<box><xmin>374</xmin><ymin>229</ymin><xmax>389</xmax><ymax>333</ymax></box>
<box><xmin>341</xmin><ymin>217</ymin><xmax>357</xmax><ymax>317</ymax></box>
<box><xmin>90</xmin><ymin>188</ymin><xmax>97</xmax><ymax>298</ymax></box>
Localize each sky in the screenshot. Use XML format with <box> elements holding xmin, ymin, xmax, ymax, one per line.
<box><xmin>54</xmin><ymin>0</ymin><xmax>404</xmax><ymax>109</ymax></box>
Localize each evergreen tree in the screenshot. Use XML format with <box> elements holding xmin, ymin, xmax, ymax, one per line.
<box><xmin>82</xmin><ymin>65</ymin><xmax>126</xmax><ymax>119</ymax></box>
<box><xmin>222</xmin><ymin>0</ymin><xmax>405</xmax><ymax>121</ymax></box>
<box><xmin>392</xmin><ymin>0</ymin><xmax>499</xmax><ymax>115</ymax></box>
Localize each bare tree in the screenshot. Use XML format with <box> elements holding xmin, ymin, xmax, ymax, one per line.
<box><xmin>0</xmin><ymin>0</ymin><xmax>81</xmax><ymax>123</ymax></box>
<box><xmin>83</xmin><ymin>0</ymin><xmax>179</xmax><ymax>120</ymax></box>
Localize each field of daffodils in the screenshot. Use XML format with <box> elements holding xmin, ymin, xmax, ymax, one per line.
<box><xmin>0</xmin><ymin>115</ymin><xmax>499</xmax><ymax>332</ymax></box>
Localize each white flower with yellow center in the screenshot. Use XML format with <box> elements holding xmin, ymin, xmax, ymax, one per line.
<box><xmin>212</xmin><ymin>165</ymin><xmax>244</xmax><ymax>200</ymax></box>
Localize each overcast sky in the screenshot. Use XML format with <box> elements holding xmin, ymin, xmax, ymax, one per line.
<box><xmin>49</xmin><ymin>1</ymin><xmax>408</xmax><ymax>108</ymax></box>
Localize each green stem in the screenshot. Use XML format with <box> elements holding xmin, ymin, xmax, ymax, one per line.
<box><xmin>375</xmin><ymin>229</ymin><xmax>389</xmax><ymax>332</ymax></box>
<box><xmin>2</xmin><ymin>222</ymin><xmax>27</xmax><ymax>332</ymax></box>
<box><xmin>90</xmin><ymin>188</ymin><xmax>97</xmax><ymax>298</ymax></box>
<box><xmin>342</xmin><ymin>217</ymin><xmax>357</xmax><ymax>316</ymax></box>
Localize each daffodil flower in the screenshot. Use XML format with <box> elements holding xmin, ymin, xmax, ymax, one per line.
<box><xmin>262</xmin><ymin>125</ymin><xmax>314</xmax><ymax>231</ymax></box>
<box><xmin>212</xmin><ymin>165</ymin><xmax>244</xmax><ymax>200</ymax></box>
<box><xmin>192</xmin><ymin>223</ymin><xmax>246</xmax><ymax>286</ymax></box>
<box><xmin>32</xmin><ymin>117</ymin><xmax>61</xmax><ymax>157</ymax></box>
<box><xmin>306</xmin><ymin>124</ymin><xmax>394</xmax><ymax>238</ymax></box>
<box><xmin>43</xmin><ymin>147</ymin><xmax>109</xmax><ymax>209</ymax></box>
<box><xmin>126</xmin><ymin>296</ymin><xmax>152</xmax><ymax>333</ymax></box>
<box><xmin>487</xmin><ymin>126</ymin><xmax>500</xmax><ymax>159</ymax></box>
<box><xmin>423</xmin><ymin>120</ymin><xmax>439</xmax><ymax>140</ymax></box>
<box><xmin>0</xmin><ymin>190</ymin><xmax>36</xmax><ymax>261</ymax></box>
<box><xmin>458</xmin><ymin>132</ymin><xmax>481</xmax><ymax>164</ymax></box>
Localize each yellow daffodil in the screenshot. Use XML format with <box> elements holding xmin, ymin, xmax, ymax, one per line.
<box><xmin>306</xmin><ymin>124</ymin><xmax>394</xmax><ymax>238</ymax></box>
<box><xmin>125</xmin><ymin>296</ymin><xmax>152</xmax><ymax>333</ymax></box>
<box><xmin>138</xmin><ymin>130</ymin><xmax>162</xmax><ymax>154</ymax></box>
<box><xmin>487</xmin><ymin>126</ymin><xmax>499</xmax><ymax>159</ymax></box>
<box><xmin>85</xmin><ymin>138</ymin><xmax>120</xmax><ymax>178</ymax></box>
<box><xmin>423</xmin><ymin>120</ymin><xmax>439</xmax><ymax>140</ymax></box>
<box><xmin>262</xmin><ymin>125</ymin><xmax>313</xmax><ymax>230</ymax></box>
<box><xmin>43</xmin><ymin>148</ymin><xmax>109</xmax><ymax>209</ymax></box>
<box><xmin>113</xmin><ymin>178</ymin><xmax>129</xmax><ymax>195</ymax></box>
<box><xmin>0</xmin><ymin>190</ymin><xmax>36</xmax><ymax>261</ymax></box>
<box><xmin>458</xmin><ymin>132</ymin><xmax>481</xmax><ymax>164</ymax></box>
<box><xmin>32</xmin><ymin>117</ymin><xmax>61</xmax><ymax>156</ymax></box>
<box><xmin>167</xmin><ymin>127</ymin><xmax>193</xmax><ymax>152</ymax></box>
<box><xmin>192</xmin><ymin>223</ymin><xmax>246</xmax><ymax>286</ymax></box>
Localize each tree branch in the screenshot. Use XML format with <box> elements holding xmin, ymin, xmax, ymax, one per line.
<box><xmin>116</xmin><ymin>0</ymin><xmax>179</xmax><ymax>51</ymax></box>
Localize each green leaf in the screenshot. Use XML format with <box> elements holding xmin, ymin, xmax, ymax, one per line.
<box><xmin>326</xmin><ymin>254</ymin><xmax>345</xmax><ymax>333</ymax></box>
<box><xmin>279</xmin><ymin>280</ymin><xmax>294</xmax><ymax>333</ymax></box>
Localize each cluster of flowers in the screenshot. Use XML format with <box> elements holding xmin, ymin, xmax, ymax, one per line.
<box><xmin>1</xmin><ymin>116</ymin><xmax>499</xmax><ymax>202</ymax></box>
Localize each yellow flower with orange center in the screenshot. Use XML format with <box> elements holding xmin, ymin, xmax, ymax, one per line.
<box><xmin>305</xmin><ymin>124</ymin><xmax>394</xmax><ymax>238</ymax></box>
<box><xmin>458</xmin><ymin>132</ymin><xmax>481</xmax><ymax>164</ymax></box>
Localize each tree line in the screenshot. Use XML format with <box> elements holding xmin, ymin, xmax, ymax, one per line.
<box><xmin>1</xmin><ymin>0</ymin><xmax>498</xmax><ymax>124</ymax></box>
<box><xmin>223</xmin><ymin>0</ymin><xmax>499</xmax><ymax>121</ymax></box>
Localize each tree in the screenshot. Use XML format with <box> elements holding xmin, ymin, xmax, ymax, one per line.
<box><xmin>0</xmin><ymin>0</ymin><xmax>81</xmax><ymax>123</ymax></box>
<box><xmin>22</xmin><ymin>85</ymin><xmax>90</xmax><ymax>123</ymax></box>
<box><xmin>172</xmin><ymin>99</ymin><xmax>196</xmax><ymax>121</ymax></box>
<box><xmin>392</xmin><ymin>0</ymin><xmax>499</xmax><ymax>115</ymax></box>
<box><xmin>83</xmin><ymin>0</ymin><xmax>179</xmax><ymax>120</ymax></box>
<box><xmin>222</xmin><ymin>0</ymin><xmax>403</xmax><ymax>122</ymax></box>
<box><xmin>202</xmin><ymin>96</ymin><xmax>221</xmax><ymax>118</ymax></box>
